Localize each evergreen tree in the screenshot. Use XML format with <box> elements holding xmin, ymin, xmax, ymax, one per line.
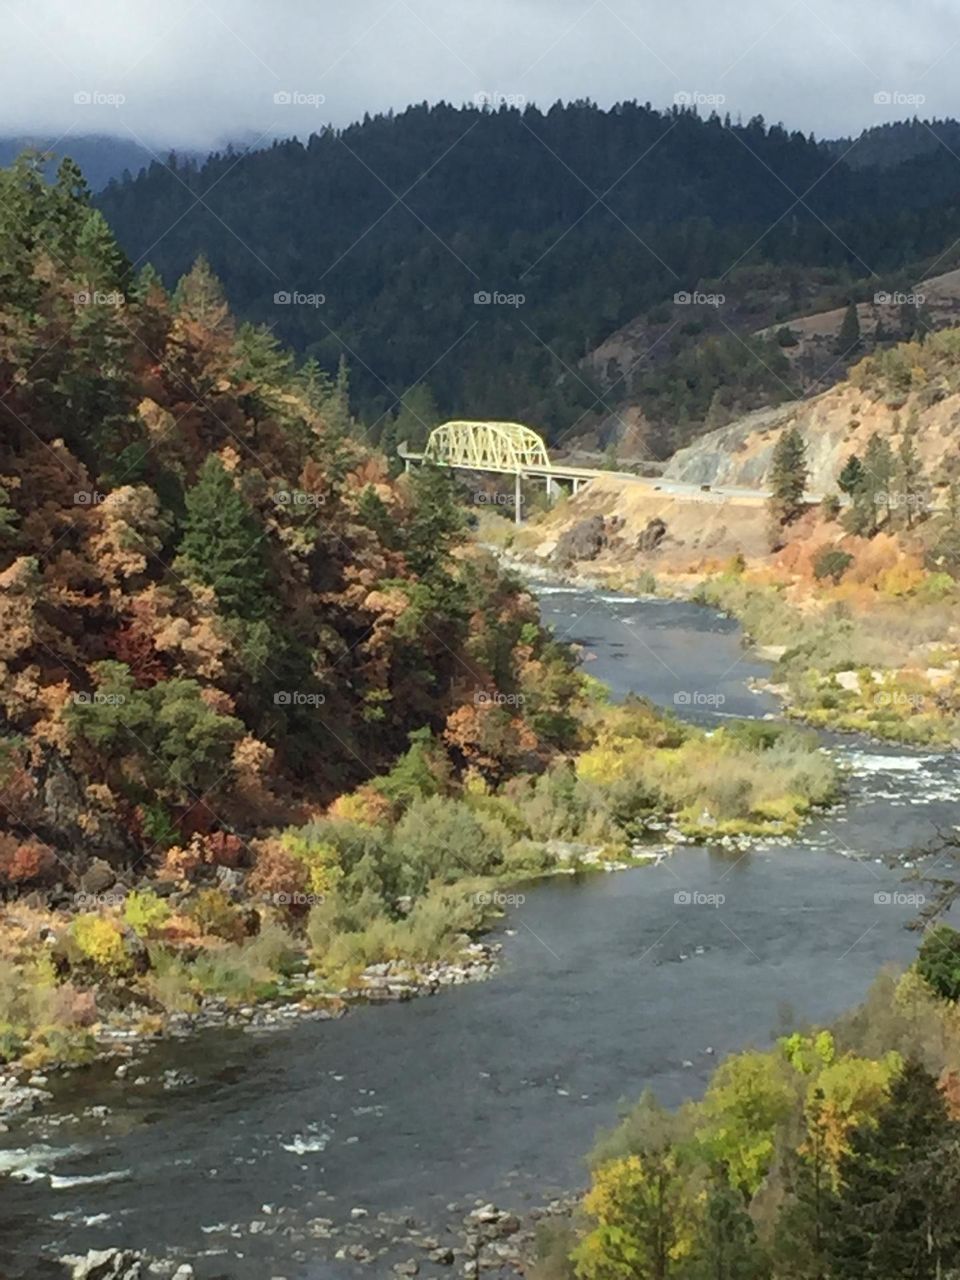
<box><xmin>927</xmin><ymin>482</ymin><xmax>960</xmax><ymax>578</ymax></box>
<box><xmin>896</xmin><ymin>415</ymin><xmax>925</xmax><ymax>529</ymax></box>
<box><xmin>844</xmin><ymin>433</ymin><xmax>895</xmax><ymax>537</ymax></box>
<box><xmin>176</xmin><ymin>455</ymin><xmax>269</xmax><ymax>619</ymax></box>
<box><xmin>768</xmin><ymin>427</ymin><xmax>808</xmax><ymax>537</ymax></box>
<box><xmin>835</xmin><ymin>303</ymin><xmax>861</xmax><ymax>356</ymax></box>
<box><xmin>772</xmin><ymin>1096</ymin><xmax>834</xmax><ymax>1280</ymax></box>
<box><xmin>403</xmin><ymin>465</ymin><xmax>466</xmax><ymax>582</ymax></box>
<box><xmin>392</xmin><ymin>383</ymin><xmax>439</xmax><ymax>455</ymax></box>
<box><xmin>357</xmin><ymin>484</ymin><xmax>398</xmax><ymax>550</ymax></box>
<box><xmin>824</xmin><ymin>1059</ymin><xmax>960</xmax><ymax>1279</ymax></box>
<box><xmin>694</xmin><ymin>1166</ymin><xmax>767</xmax><ymax>1280</ymax></box>
<box><xmin>837</xmin><ymin>454</ymin><xmax>863</xmax><ymax>496</ymax></box>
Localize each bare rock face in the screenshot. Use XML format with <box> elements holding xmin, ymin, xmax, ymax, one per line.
<box><xmin>554</xmin><ymin>515</ymin><xmax>606</xmax><ymax>562</ymax></box>
<box><xmin>637</xmin><ymin>517</ymin><xmax>667</xmax><ymax>553</ymax></box>
<box><xmin>37</xmin><ymin>754</ymin><xmax>137</xmax><ymax>869</ymax></box>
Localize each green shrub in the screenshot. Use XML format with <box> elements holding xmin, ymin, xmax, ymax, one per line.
<box><xmin>813</xmin><ymin>547</ymin><xmax>854</xmax><ymax>584</ymax></box>
<box><xmin>72</xmin><ymin>914</ymin><xmax>131</xmax><ymax>975</ymax></box>
<box><xmin>392</xmin><ymin>794</ymin><xmax>509</xmax><ymax>891</ymax></box>
<box><xmin>124</xmin><ymin>890</ymin><xmax>171</xmax><ymax>935</ymax></box>
<box><xmin>187</xmin><ymin>889</ymin><xmax>244</xmax><ymax>941</ymax></box>
<box><xmin>917</xmin><ymin>925</ymin><xmax>960</xmax><ymax>1001</ymax></box>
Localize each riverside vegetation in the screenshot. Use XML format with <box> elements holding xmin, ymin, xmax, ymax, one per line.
<box><xmin>0</xmin><ymin>155</ymin><xmax>837</xmax><ymax>1072</ymax></box>
<box><xmin>532</xmin><ymin>928</ymin><xmax>960</xmax><ymax>1280</ymax></box>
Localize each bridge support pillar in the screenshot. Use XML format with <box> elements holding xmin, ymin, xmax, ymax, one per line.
<box><xmin>572</xmin><ymin>478</ymin><xmax>581</xmax><ymax>496</ymax></box>
<box><xmin>545</xmin><ymin>475</ymin><xmax>556</xmax><ymax>502</ymax></box>
<box><xmin>515</xmin><ymin>471</ymin><xmax>523</xmax><ymax>525</ymax></box>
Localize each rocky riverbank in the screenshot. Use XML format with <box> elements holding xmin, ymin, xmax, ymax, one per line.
<box><xmin>56</xmin><ymin>1192</ymin><xmax>580</xmax><ymax>1279</ymax></box>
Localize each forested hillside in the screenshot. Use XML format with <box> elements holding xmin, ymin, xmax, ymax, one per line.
<box><xmin>97</xmin><ymin>101</ymin><xmax>960</xmax><ymax>445</ymax></box>
<box><xmin>0</xmin><ymin>153</ymin><xmax>582</xmax><ymax>880</ymax></box>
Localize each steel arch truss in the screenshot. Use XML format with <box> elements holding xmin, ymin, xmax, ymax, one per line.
<box><xmin>424</xmin><ymin>421</ymin><xmax>551</xmax><ymax>473</ymax></box>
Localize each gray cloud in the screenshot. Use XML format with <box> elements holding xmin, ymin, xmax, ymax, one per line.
<box><xmin>1</xmin><ymin>0</ymin><xmax>959</xmax><ymax>151</ymax></box>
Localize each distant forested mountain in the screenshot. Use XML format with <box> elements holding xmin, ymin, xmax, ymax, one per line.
<box><xmin>827</xmin><ymin>118</ymin><xmax>960</xmax><ymax>169</ymax></box>
<box><xmin>94</xmin><ymin>102</ymin><xmax>960</xmax><ymax>443</ymax></box>
<box><xmin>0</xmin><ymin>135</ymin><xmax>207</xmax><ymax>190</ymax></box>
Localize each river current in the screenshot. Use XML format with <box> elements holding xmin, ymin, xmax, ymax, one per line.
<box><xmin>1</xmin><ymin>584</ymin><xmax>956</xmax><ymax>1278</ymax></box>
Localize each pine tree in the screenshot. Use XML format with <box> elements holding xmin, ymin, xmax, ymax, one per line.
<box><xmin>176</xmin><ymin>455</ymin><xmax>269</xmax><ymax>619</ymax></box>
<box><xmin>835</xmin><ymin>303</ymin><xmax>861</xmax><ymax>356</ymax></box>
<box><xmin>837</xmin><ymin>454</ymin><xmax>863</xmax><ymax>496</ymax></box>
<box><xmin>896</xmin><ymin>415</ymin><xmax>925</xmax><ymax>529</ymax></box>
<box><xmin>392</xmin><ymin>383</ymin><xmax>440</xmax><ymax>455</ymax></box>
<box><xmin>695</xmin><ymin>1166</ymin><xmax>767</xmax><ymax>1280</ymax></box>
<box><xmin>403</xmin><ymin>465</ymin><xmax>466</xmax><ymax>581</ymax></box>
<box><xmin>844</xmin><ymin>433</ymin><xmax>894</xmax><ymax>537</ymax></box>
<box><xmin>772</xmin><ymin>1093</ymin><xmax>836</xmax><ymax>1280</ymax></box>
<box><xmin>768</xmin><ymin>427</ymin><xmax>808</xmax><ymax>538</ymax></box>
<box><xmin>824</xmin><ymin>1059</ymin><xmax>960</xmax><ymax>1279</ymax></box>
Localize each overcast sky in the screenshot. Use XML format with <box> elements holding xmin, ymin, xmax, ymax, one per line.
<box><xmin>2</xmin><ymin>0</ymin><xmax>959</xmax><ymax>151</ymax></box>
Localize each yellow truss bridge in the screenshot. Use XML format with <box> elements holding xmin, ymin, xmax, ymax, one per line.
<box><xmin>399</xmin><ymin>420</ymin><xmax>599</xmax><ymax>522</ymax></box>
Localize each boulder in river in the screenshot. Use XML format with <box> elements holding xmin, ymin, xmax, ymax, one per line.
<box><xmin>61</xmin><ymin>1249</ymin><xmax>143</xmax><ymax>1280</ymax></box>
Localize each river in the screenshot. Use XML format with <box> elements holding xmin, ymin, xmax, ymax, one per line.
<box><xmin>1</xmin><ymin>584</ymin><xmax>957</xmax><ymax>1279</ymax></box>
